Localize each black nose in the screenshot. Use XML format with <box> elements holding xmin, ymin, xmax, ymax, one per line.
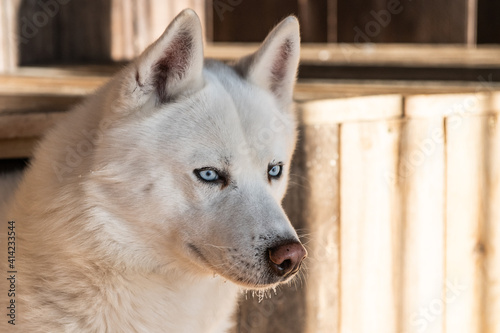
<box><xmin>268</xmin><ymin>241</ymin><xmax>307</xmax><ymax>277</ymax></box>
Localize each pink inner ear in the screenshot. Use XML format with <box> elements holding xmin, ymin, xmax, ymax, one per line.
<box><xmin>270</xmin><ymin>39</ymin><xmax>294</xmax><ymax>96</ymax></box>
<box><xmin>153</xmin><ymin>31</ymin><xmax>194</xmax><ymax>103</ymax></box>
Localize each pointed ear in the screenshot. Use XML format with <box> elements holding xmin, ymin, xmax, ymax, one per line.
<box><xmin>236</xmin><ymin>17</ymin><xmax>300</xmax><ymax>106</ymax></box>
<box><xmin>132</xmin><ymin>9</ymin><xmax>204</xmax><ymax>104</ymax></box>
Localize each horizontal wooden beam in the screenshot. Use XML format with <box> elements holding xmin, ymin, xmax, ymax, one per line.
<box><xmin>2</xmin><ymin>65</ymin><xmax>500</xmax><ymax>158</ymax></box>
<box><xmin>205</xmin><ymin>43</ymin><xmax>500</xmax><ymax>68</ymax></box>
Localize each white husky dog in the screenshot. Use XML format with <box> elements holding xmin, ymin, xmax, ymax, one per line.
<box><xmin>0</xmin><ymin>9</ymin><xmax>306</xmax><ymax>332</ymax></box>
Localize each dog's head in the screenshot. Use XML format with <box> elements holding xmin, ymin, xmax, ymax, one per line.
<box><xmin>87</xmin><ymin>9</ymin><xmax>306</xmax><ymax>288</ymax></box>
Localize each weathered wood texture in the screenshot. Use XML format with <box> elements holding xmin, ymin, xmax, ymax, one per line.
<box><xmin>398</xmin><ymin>116</ymin><xmax>446</xmax><ymax>333</ymax></box>
<box><xmin>404</xmin><ymin>93</ymin><xmax>500</xmax><ymax>333</ymax></box>
<box><xmin>337</xmin><ymin>97</ymin><xmax>403</xmax><ymax>333</ymax></box>
<box><xmin>5</xmin><ymin>16</ymin><xmax>500</xmax><ymax>80</ymax></box>
<box><xmin>203</xmin><ymin>43</ymin><xmax>500</xmax><ymax>68</ymax></box>
<box><xmin>210</xmin><ymin>0</ymin><xmax>494</xmax><ymax>45</ymax></box>
<box><xmin>15</xmin><ymin>0</ymin><xmax>204</xmax><ymax>65</ymax></box>
<box><xmin>477</xmin><ymin>0</ymin><xmax>500</xmax><ymax>43</ymax></box>
<box><xmin>0</xmin><ymin>0</ymin><xmax>21</xmax><ymax>72</ymax></box>
<box><xmin>296</xmin><ymin>122</ymin><xmax>341</xmax><ymax>332</ymax></box>
<box><xmin>211</xmin><ymin>0</ymin><xmax>298</xmax><ymax>42</ymax></box>
<box><xmin>109</xmin><ymin>0</ymin><xmax>206</xmax><ymax>61</ymax></box>
<box><xmin>295</xmin><ymin>92</ymin><xmax>500</xmax><ymax>333</ymax></box>
<box><xmin>18</xmin><ymin>0</ymin><xmax>111</xmax><ymax>64</ymax></box>
<box><xmin>299</xmin><ymin>124</ymin><xmax>340</xmax><ymax>333</ymax></box>
<box><xmin>211</xmin><ymin>0</ymin><xmax>336</xmax><ymax>43</ymax></box>
<box><xmin>484</xmin><ymin>108</ymin><xmax>500</xmax><ymax>333</ymax></box>
<box><xmin>337</xmin><ymin>0</ymin><xmax>473</xmax><ymax>44</ymax></box>
<box><xmin>446</xmin><ymin>115</ymin><xmax>487</xmax><ymax>333</ymax></box>
<box><xmin>2</xmin><ymin>2</ymin><xmax>500</xmax><ymax>71</ymax></box>
<box><xmin>205</xmin><ymin>43</ymin><xmax>500</xmax><ymax>81</ymax></box>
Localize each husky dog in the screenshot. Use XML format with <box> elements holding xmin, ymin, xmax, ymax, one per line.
<box><xmin>0</xmin><ymin>9</ymin><xmax>306</xmax><ymax>332</ymax></box>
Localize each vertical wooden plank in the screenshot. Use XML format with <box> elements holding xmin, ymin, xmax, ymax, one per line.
<box><xmin>466</xmin><ymin>0</ymin><xmax>478</xmax><ymax>46</ymax></box>
<box><xmin>234</xmin><ymin>283</ymin><xmax>306</xmax><ymax>333</ymax></box>
<box><xmin>340</xmin><ymin>119</ymin><xmax>402</xmax><ymax>333</ymax></box>
<box><xmin>399</xmin><ymin>116</ymin><xmax>446</xmax><ymax>333</ymax></box>
<box><xmin>17</xmin><ymin>0</ymin><xmax>205</xmax><ymax>64</ymax></box>
<box><xmin>18</xmin><ymin>0</ymin><xmax>112</xmax><ymax>64</ymax></box>
<box><xmin>0</xmin><ymin>0</ymin><xmax>8</xmax><ymax>72</ymax></box>
<box><xmin>212</xmin><ymin>0</ymin><xmax>298</xmax><ymax>42</ymax></box>
<box><xmin>18</xmin><ymin>0</ymin><xmax>56</xmax><ymax>65</ymax></box>
<box><xmin>445</xmin><ymin>115</ymin><xmax>488</xmax><ymax>333</ymax></box>
<box><xmin>337</xmin><ymin>0</ymin><xmax>470</xmax><ymax>43</ymax></box>
<box><xmin>6</xmin><ymin>0</ymin><xmax>22</xmax><ymax>70</ymax></box>
<box><xmin>297</xmin><ymin>0</ymin><xmax>328</xmax><ymax>42</ymax></box>
<box><xmin>60</xmin><ymin>0</ymin><xmax>112</xmax><ymax>62</ymax></box>
<box><xmin>145</xmin><ymin>0</ymin><xmax>169</xmax><ymax>41</ymax></box>
<box><xmin>476</xmin><ymin>0</ymin><xmax>500</xmax><ymax>44</ymax></box>
<box><xmin>300</xmin><ymin>123</ymin><xmax>340</xmax><ymax>333</ymax></box>
<box><xmin>326</xmin><ymin>0</ymin><xmax>338</xmax><ymax>43</ymax></box>
<box><xmin>133</xmin><ymin>0</ymin><xmax>151</xmax><ymax>56</ymax></box>
<box><xmin>484</xmin><ymin>110</ymin><xmax>500</xmax><ymax>333</ymax></box>
<box><xmin>404</xmin><ymin>93</ymin><xmax>495</xmax><ymax>333</ymax></box>
<box><xmin>110</xmin><ymin>0</ymin><xmax>134</xmax><ymax>61</ymax></box>
<box><xmin>204</xmin><ymin>0</ymin><xmax>214</xmax><ymax>42</ymax></box>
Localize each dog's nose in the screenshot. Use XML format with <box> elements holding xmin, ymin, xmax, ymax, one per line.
<box><xmin>268</xmin><ymin>241</ymin><xmax>307</xmax><ymax>277</ymax></box>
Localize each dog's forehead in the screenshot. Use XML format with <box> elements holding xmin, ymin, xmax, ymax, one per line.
<box><xmin>193</xmin><ymin>83</ymin><xmax>287</xmax><ymax>161</ymax></box>
<box><xmin>205</xmin><ymin>67</ymin><xmax>293</xmax><ymax>154</ymax></box>
<box><xmin>204</xmin><ymin>62</ymin><xmax>293</xmax><ymax>137</ymax></box>
<box><xmin>149</xmin><ymin>62</ymin><xmax>294</xmax><ymax>167</ymax></box>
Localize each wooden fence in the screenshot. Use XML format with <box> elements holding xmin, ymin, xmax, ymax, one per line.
<box><xmin>277</xmin><ymin>93</ymin><xmax>500</xmax><ymax>333</ymax></box>
<box><xmin>0</xmin><ymin>68</ymin><xmax>499</xmax><ymax>332</ymax></box>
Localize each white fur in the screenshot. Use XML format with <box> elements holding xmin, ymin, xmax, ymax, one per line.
<box><xmin>0</xmin><ymin>9</ymin><xmax>302</xmax><ymax>332</ymax></box>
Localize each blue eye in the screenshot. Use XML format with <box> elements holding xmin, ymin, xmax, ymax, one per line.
<box><xmin>196</xmin><ymin>169</ymin><xmax>219</xmax><ymax>182</ymax></box>
<box><xmin>268</xmin><ymin>164</ymin><xmax>283</xmax><ymax>179</ymax></box>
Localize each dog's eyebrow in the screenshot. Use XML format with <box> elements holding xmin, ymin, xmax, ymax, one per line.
<box><xmin>221</xmin><ymin>155</ymin><xmax>232</xmax><ymax>166</ymax></box>
<box><xmin>269</xmin><ymin>159</ymin><xmax>284</xmax><ymax>165</ymax></box>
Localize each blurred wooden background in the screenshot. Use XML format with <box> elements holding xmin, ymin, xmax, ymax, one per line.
<box><xmin>1</xmin><ymin>0</ymin><xmax>500</xmax><ymax>73</ymax></box>
<box><xmin>1</xmin><ymin>1</ymin><xmax>500</xmax><ymax>333</ymax></box>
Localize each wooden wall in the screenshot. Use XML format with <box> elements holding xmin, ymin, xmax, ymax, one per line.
<box><xmin>477</xmin><ymin>0</ymin><xmax>500</xmax><ymax>43</ymax></box>
<box><xmin>1</xmin><ymin>0</ymin><xmax>206</xmax><ymax>70</ymax></box>
<box><xmin>210</xmin><ymin>0</ymin><xmax>497</xmax><ymax>45</ymax></box>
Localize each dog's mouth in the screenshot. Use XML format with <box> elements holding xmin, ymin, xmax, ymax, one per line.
<box><xmin>187</xmin><ymin>240</ymin><xmax>307</xmax><ymax>288</ymax></box>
